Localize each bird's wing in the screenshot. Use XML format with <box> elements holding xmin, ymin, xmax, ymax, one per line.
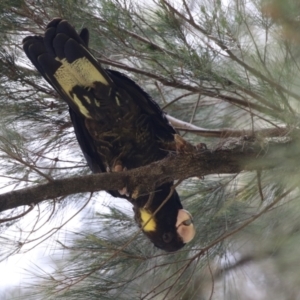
<box><xmin>23</xmin><ymin>19</ymin><xmax>175</xmax><ymax>144</ymax></box>
<box><xmin>23</xmin><ymin>19</ymin><xmax>114</xmax><ymax>120</ymax></box>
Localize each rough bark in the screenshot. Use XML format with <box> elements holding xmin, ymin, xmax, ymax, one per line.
<box><xmin>0</xmin><ymin>136</ymin><xmax>294</xmax><ymax>214</ymax></box>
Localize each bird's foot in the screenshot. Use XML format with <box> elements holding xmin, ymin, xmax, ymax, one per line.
<box><xmin>195</xmin><ymin>142</ymin><xmax>207</xmax><ymax>150</ymax></box>
<box><xmin>112</xmin><ymin>161</ymin><xmax>129</xmax><ymax>196</ymax></box>
<box><xmin>174</xmin><ymin>134</ymin><xmax>195</xmax><ymax>153</ymax></box>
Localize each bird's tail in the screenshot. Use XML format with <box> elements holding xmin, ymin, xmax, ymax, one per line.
<box><xmin>23</xmin><ymin>18</ymin><xmax>115</xmax><ymax>119</ymax></box>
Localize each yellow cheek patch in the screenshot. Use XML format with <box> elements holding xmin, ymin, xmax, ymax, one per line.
<box><xmin>140</xmin><ymin>209</ymin><xmax>156</xmax><ymax>232</ymax></box>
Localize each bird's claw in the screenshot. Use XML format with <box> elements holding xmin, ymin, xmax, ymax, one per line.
<box><xmin>174</xmin><ymin>134</ymin><xmax>207</xmax><ymax>153</ymax></box>
<box><xmin>174</xmin><ymin>134</ymin><xmax>195</xmax><ymax>153</ymax></box>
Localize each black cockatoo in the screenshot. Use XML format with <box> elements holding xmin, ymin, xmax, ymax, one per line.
<box><xmin>23</xmin><ymin>19</ymin><xmax>195</xmax><ymax>252</ymax></box>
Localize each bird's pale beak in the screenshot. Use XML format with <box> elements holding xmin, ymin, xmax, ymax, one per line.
<box><xmin>176</xmin><ymin>209</ymin><xmax>195</xmax><ymax>243</ymax></box>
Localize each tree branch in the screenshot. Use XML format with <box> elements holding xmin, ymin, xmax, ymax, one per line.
<box><xmin>167</xmin><ymin>115</ymin><xmax>293</xmax><ymax>138</ymax></box>
<box><xmin>0</xmin><ymin>137</ymin><xmax>293</xmax><ymax>214</ymax></box>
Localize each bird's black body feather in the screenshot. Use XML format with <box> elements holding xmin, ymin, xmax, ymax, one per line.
<box><xmin>23</xmin><ymin>19</ymin><xmax>195</xmax><ymax>252</ymax></box>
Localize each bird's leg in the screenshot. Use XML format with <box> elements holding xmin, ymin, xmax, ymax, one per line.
<box><xmin>173</xmin><ymin>135</ymin><xmax>207</xmax><ymax>180</ymax></box>
<box><xmin>112</xmin><ymin>160</ymin><xmax>129</xmax><ymax>196</ymax></box>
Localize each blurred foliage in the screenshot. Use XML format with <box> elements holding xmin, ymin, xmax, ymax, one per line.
<box><xmin>1</xmin><ymin>0</ymin><xmax>300</xmax><ymax>299</ymax></box>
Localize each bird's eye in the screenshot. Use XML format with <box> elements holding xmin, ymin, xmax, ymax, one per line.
<box><xmin>182</xmin><ymin>219</ymin><xmax>193</xmax><ymax>226</ymax></box>
<box><xmin>162</xmin><ymin>232</ymin><xmax>173</xmax><ymax>243</ymax></box>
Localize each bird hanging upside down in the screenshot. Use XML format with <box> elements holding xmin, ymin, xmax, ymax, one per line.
<box><xmin>23</xmin><ymin>18</ymin><xmax>195</xmax><ymax>252</ymax></box>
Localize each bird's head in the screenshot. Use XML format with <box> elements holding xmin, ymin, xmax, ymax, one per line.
<box><xmin>133</xmin><ymin>187</ymin><xmax>195</xmax><ymax>252</ymax></box>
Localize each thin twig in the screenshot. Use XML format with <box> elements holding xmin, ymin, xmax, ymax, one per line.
<box><xmin>257</xmin><ymin>171</ymin><xmax>264</xmax><ymax>202</ymax></box>
<box><xmin>0</xmin><ymin>203</ymin><xmax>35</xmax><ymax>223</ymax></box>
<box><xmin>161</xmin><ymin>0</ymin><xmax>300</xmax><ymax>102</ymax></box>
<box><xmin>56</xmin><ymin>183</ymin><xmax>181</xmax><ymax>293</ymax></box>
<box><xmin>207</xmin><ymin>251</ymin><xmax>215</xmax><ymax>300</ymax></box>
<box><xmin>167</xmin><ymin>115</ymin><xmax>292</xmax><ymax>138</ymax></box>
